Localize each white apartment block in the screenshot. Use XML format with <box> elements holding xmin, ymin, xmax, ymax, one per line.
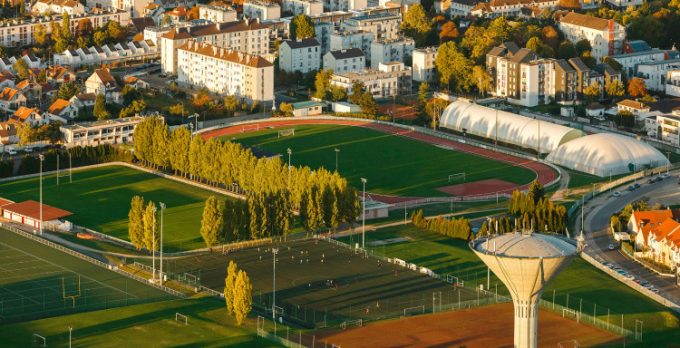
<box><xmin>514</xmin><ymin>59</ymin><xmax>556</xmax><ymax>107</ymax></box>
<box><xmin>666</xmin><ymin>70</ymin><xmax>680</xmax><ymax>97</ymax></box>
<box><xmin>243</xmin><ymin>0</ymin><xmax>281</xmax><ymax>21</ymax></box>
<box><xmin>323</xmin><ymin>48</ymin><xmax>365</xmax><ymax>73</ymax></box>
<box><xmin>450</xmin><ymin>0</ymin><xmax>475</xmax><ymax>16</ymax></box>
<box><xmin>86</xmin><ymin>0</ymin><xmax>154</xmax><ymax>17</ymax></box>
<box><xmin>637</xmin><ymin>59</ymin><xmax>680</xmax><ymax>92</ymax></box>
<box><xmin>470</xmin><ymin>0</ymin><xmax>558</xmax><ymax>18</ymax></box>
<box><xmin>412</xmin><ymin>46</ymin><xmax>437</xmax><ymax>82</ymax></box>
<box><xmin>278</xmin><ymin>38</ymin><xmax>321</xmax><ymax>74</ymax></box>
<box><xmin>330</xmin><ymin>30</ymin><xmax>373</xmax><ymax>59</ymax></box>
<box><xmin>160</xmin><ymin>20</ymin><xmax>271</xmax><ymax>75</ymax></box>
<box><xmin>558</xmin><ymin>12</ymin><xmax>625</xmax><ymax>60</ymax></box>
<box><xmin>611</xmin><ymin>50</ymin><xmax>667</xmax><ymax>79</ymax></box>
<box><xmin>31</xmin><ymin>0</ymin><xmax>85</xmax><ymax>16</ymax></box>
<box><xmin>341</xmin><ymin>13</ymin><xmax>401</xmax><ymax>41</ymax></box>
<box><xmin>60</xmin><ymin>116</ymin><xmax>143</xmax><ymax>147</ymax></box>
<box><xmin>605</xmin><ymin>0</ymin><xmax>643</xmax><ymax>8</ymax></box>
<box><xmin>645</xmin><ymin>111</ymin><xmax>680</xmax><ymax>146</ymax></box>
<box><xmin>370</xmin><ymin>37</ymin><xmax>414</xmax><ymax>69</ymax></box>
<box><xmin>0</xmin><ymin>9</ymin><xmax>130</xmax><ymax>47</ymax></box>
<box><xmin>177</xmin><ymin>40</ymin><xmax>274</xmax><ymax>103</ymax></box>
<box><xmin>314</xmin><ymin>21</ymin><xmax>333</xmax><ymax>55</ymax></box>
<box><xmin>330</xmin><ymin>61</ymin><xmax>412</xmax><ymax>98</ymax></box>
<box><xmin>323</xmin><ymin>0</ymin><xmax>367</xmax><ymax>11</ymax></box>
<box><xmin>198</xmin><ymin>3</ymin><xmax>238</xmax><ymax>23</ymax></box>
<box><xmin>281</xmin><ymin>0</ymin><xmax>324</xmax><ymax>16</ymax></box>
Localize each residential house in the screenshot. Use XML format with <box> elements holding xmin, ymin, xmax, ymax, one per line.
<box><xmin>558</xmin><ymin>12</ymin><xmax>625</xmax><ymax>60</ymax></box>
<box><xmin>31</xmin><ymin>0</ymin><xmax>85</xmax><ymax>16</ymax></box>
<box><xmin>0</xmin><ymin>121</ymin><xmax>18</xmax><ymax>145</ymax></box>
<box><xmin>470</xmin><ymin>0</ymin><xmax>558</xmax><ymax>18</ymax></box>
<box><xmin>0</xmin><ymin>88</ymin><xmax>27</xmax><ymax>112</ymax></box>
<box><xmin>611</xmin><ymin>49</ymin><xmax>667</xmax><ymax>79</ymax></box>
<box><xmin>123</xmin><ymin>76</ymin><xmax>150</xmax><ymax>90</ymax></box>
<box><xmin>85</xmin><ymin>68</ymin><xmax>121</xmax><ymax>103</ymax></box>
<box><xmin>11</xmin><ymin>106</ymin><xmax>44</xmax><ymax>126</ymax></box>
<box><xmin>281</xmin><ymin>0</ymin><xmax>324</xmax><ymax>16</ymax></box>
<box><xmin>44</xmin><ymin>99</ymin><xmax>78</xmax><ymax>123</ymax></box>
<box><xmin>69</xmin><ymin>93</ymin><xmax>96</xmax><ymax>109</ymax></box>
<box><xmin>15</xmin><ymin>80</ymin><xmax>42</xmax><ymax>103</ymax></box>
<box><xmin>628</xmin><ymin>210</ymin><xmax>680</xmax><ymax>271</ymax></box>
<box><xmin>323</xmin><ymin>0</ymin><xmax>367</xmax><ymax>11</ymax></box>
<box><xmin>636</xmin><ymin>59</ymin><xmax>680</xmax><ymax>92</ymax></box>
<box><xmin>279</xmin><ymin>39</ymin><xmax>321</xmax><ymax>74</ymax></box>
<box><xmin>46</xmin><ymin>66</ymin><xmax>76</xmax><ymax>84</ymax></box>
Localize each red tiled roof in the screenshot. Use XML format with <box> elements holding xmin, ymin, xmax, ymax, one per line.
<box><xmin>618</xmin><ymin>99</ymin><xmax>648</xmax><ymax>110</ymax></box>
<box><xmin>178</xmin><ymin>40</ymin><xmax>273</xmax><ymax>68</ymax></box>
<box><xmin>48</xmin><ymin>98</ymin><xmax>70</xmax><ymax>115</ymax></box>
<box><xmin>3</xmin><ymin>200</ymin><xmax>72</xmax><ymax>221</ymax></box>
<box><xmin>12</xmin><ymin>106</ymin><xmax>39</xmax><ymax>121</ymax></box>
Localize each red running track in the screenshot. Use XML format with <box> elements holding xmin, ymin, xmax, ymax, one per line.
<box><xmin>201</xmin><ymin>119</ymin><xmax>558</xmax><ymax>200</ymax></box>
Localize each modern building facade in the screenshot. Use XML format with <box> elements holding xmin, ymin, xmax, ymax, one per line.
<box><xmin>279</xmin><ymin>38</ymin><xmax>321</xmax><ymax>74</ymax></box>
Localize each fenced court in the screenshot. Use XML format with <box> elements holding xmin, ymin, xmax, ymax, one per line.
<box><xmin>0</xmin><ymin>231</ymin><xmax>170</xmax><ymax>323</ymax></box>
<box><xmin>146</xmin><ymin>238</ymin><xmax>496</xmax><ymax>328</ymax></box>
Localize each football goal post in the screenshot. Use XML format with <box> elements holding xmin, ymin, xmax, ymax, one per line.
<box><xmin>557</xmin><ymin>340</ymin><xmax>580</xmax><ymax>348</ymax></box>
<box><xmin>340</xmin><ymin>319</ymin><xmax>362</xmax><ymax>329</ymax></box>
<box><xmin>446</xmin><ymin>274</ymin><xmax>464</xmax><ymax>287</ymax></box>
<box><xmin>448</xmin><ymin>172</ymin><xmax>466</xmax><ymax>183</ymax></box>
<box><xmin>562</xmin><ymin>308</ymin><xmax>579</xmax><ymax>322</ymax></box>
<box><xmin>62</xmin><ymin>275</ymin><xmax>81</xmax><ymax>308</ymax></box>
<box><xmin>240</xmin><ymin>124</ymin><xmax>260</xmax><ymax>133</ymax></box>
<box><xmin>277</xmin><ymin>129</ymin><xmax>295</xmax><ymax>138</ymax></box>
<box><xmin>33</xmin><ymin>334</ymin><xmax>46</xmax><ymax>347</ymax></box>
<box><xmin>402</xmin><ymin>305</ymin><xmax>425</xmax><ymax>318</ymax></box>
<box><xmin>175</xmin><ymin>312</ymin><xmax>188</xmax><ymax>326</ymax></box>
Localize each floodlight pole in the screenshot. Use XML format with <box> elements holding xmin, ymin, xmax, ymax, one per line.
<box><xmin>159</xmin><ymin>202</ymin><xmax>165</xmax><ymax>285</ymax></box>
<box><xmin>152</xmin><ymin>204</ymin><xmax>157</xmax><ymax>283</ymax></box>
<box><xmin>39</xmin><ymin>154</ymin><xmax>44</xmax><ymax>235</ymax></box>
<box><xmin>272</xmin><ymin>247</ymin><xmax>278</xmax><ymax>323</ymax></box>
<box><xmin>189</xmin><ymin>123</ymin><xmax>194</xmax><ymax>180</ymax></box>
<box><xmin>361</xmin><ymin>178</ymin><xmax>367</xmax><ymax>249</ymax></box>
<box><xmin>69</xmin><ymin>326</ymin><xmax>72</xmax><ymax>348</ymax></box>
<box><xmin>287</xmin><ymin>148</ymin><xmax>292</xmax><ymax>185</ymax></box>
<box><xmin>68</xmin><ymin>150</ymin><xmax>72</xmax><ymax>183</ymax></box>
<box><xmin>335</xmin><ymin>148</ymin><xmax>340</xmax><ymax>172</ymax></box>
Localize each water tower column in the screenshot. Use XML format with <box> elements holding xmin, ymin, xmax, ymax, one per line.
<box><xmin>513</xmin><ymin>296</ymin><xmax>540</xmax><ymax>348</ymax></box>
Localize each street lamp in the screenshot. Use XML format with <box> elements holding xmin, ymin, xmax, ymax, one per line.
<box><xmin>39</xmin><ymin>154</ymin><xmax>44</xmax><ymax>235</ymax></box>
<box><xmin>159</xmin><ymin>202</ymin><xmax>165</xmax><ymax>285</ymax></box>
<box><xmin>286</xmin><ymin>148</ymin><xmax>292</xmax><ymax>185</ymax></box>
<box><xmin>361</xmin><ymin>177</ymin><xmax>367</xmax><ymax>249</ymax></box>
<box><xmin>334</xmin><ymin>148</ymin><xmax>340</xmax><ymax>172</ymax></box>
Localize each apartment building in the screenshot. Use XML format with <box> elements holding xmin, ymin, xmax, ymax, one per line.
<box><xmin>86</xmin><ymin>0</ymin><xmax>155</xmax><ymax>17</ymax></box>
<box><xmin>412</xmin><ymin>46</ymin><xmax>437</xmax><ymax>83</ymax></box>
<box><xmin>243</xmin><ymin>0</ymin><xmax>281</xmax><ymax>21</ymax></box>
<box><xmin>323</xmin><ymin>48</ymin><xmax>365</xmax><ymax>73</ymax></box>
<box><xmin>450</xmin><ymin>0</ymin><xmax>476</xmax><ymax>16</ymax></box>
<box><xmin>330</xmin><ymin>61</ymin><xmax>412</xmax><ymax>98</ymax></box>
<box><xmin>281</xmin><ymin>0</ymin><xmax>324</xmax><ymax>16</ymax></box>
<box><xmin>279</xmin><ymin>38</ymin><xmax>321</xmax><ymax>74</ymax></box>
<box><xmin>666</xmin><ymin>70</ymin><xmax>680</xmax><ymax>97</ymax></box>
<box><xmin>330</xmin><ymin>30</ymin><xmax>373</xmax><ymax>59</ymax></box>
<box><xmin>469</xmin><ymin>0</ymin><xmax>558</xmax><ymax>18</ymax></box>
<box><xmin>324</xmin><ymin>0</ymin><xmax>367</xmax><ymax>11</ymax></box>
<box><xmin>636</xmin><ymin>59</ymin><xmax>680</xmax><ymax>92</ymax></box>
<box><xmin>605</xmin><ymin>0</ymin><xmax>643</xmax><ymax>8</ymax></box>
<box><xmin>553</xmin><ymin>59</ymin><xmax>578</xmax><ymax>102</ymax></box>
<box><xmin>0</xmin><ymin>9</ymin><xmax>130</xmax><ymax>47</ymax></box>
<box><xmin>54</xmin><ymin>40</ymin><xmax>158</xmax><ymax>67</ymax></box>
<box><xmin>61</xmin><ymin>116</ymin><xmax>143</xmax><ymax>147</ymax></box>
<box><xmin>314</xmin><ymin>21</ymin><xmax>333</xmax><ymax>55</ymax></box>
<box><xmin>177</xmin><ymin>40</ymin><xmax>273</xmax><ymax>103</ymax></box>
<box><xmin>645</xmin><ymin>109</ymin><xmax>680</xmax><ymax>146</ymax></box>
<box><xmin>160</xmin><ymin>19</ymin><xmax>271</xmax><ymax>75</ymax></box>
<box><xmin>558</xmin><ymin>12</ymin><xmax>625</xmax><ymax>60</ymax></box>
<box><xmin>341</xmin><ymin>13</ymin><xmax>401</xmax><ymax>41</ymax></box>
<box><xmin>31</xmin><ymin>0</ymin><xmax>85</xmax><ymax>16</ymax></box>
<box><xmin>611</xmin><ymin>50</ymin><xmax>667</xmax><ymax>78</ymax></box>
<box><xmin>198</xmin><ymin>2</ymin><xmax>238</xmax><ymax>23</ymax></box>
<box><xmin>370</xmin><ymin>37</ymin><xmax>414</xmax><ymax>69</ymax></box>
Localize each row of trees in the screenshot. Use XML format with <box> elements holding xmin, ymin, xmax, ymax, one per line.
<box><xmin>133</xmin><ymin>118</ymin><xmax>360</xmax><ymax>240</ymax></box>
<box><xmin>127</xmin><ymin>196</ymin><xmax>159</xmax><ymax>251</ymax></box>
<box><xmin>224</xmin><ymin>261</ymin><xmax>253</xmax><ymax>325</ymax></box>
<box><xmin>507</xmin><ymin>181</ymin><xmax>568</xmax><ymax>234</ymax></box>
<box><xmin>411</xmin><ymin>209</ymin><xmax>472</xmax><ymax>241</ymax></box>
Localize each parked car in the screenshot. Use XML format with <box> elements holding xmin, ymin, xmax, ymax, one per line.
<box><xmin>608</xmin><ymin>244</ymin><xmax>617</xmax><ymax>250</ymax></box>
<box><xmin>627</xmin><ymin>185</ymin><xmax>635</xmax><ymax>191</ymax></box>
<box><xmin>6</xmin><ymin>149</ymin><xmax>17</xmax><ymax>155</ymax></box>
<box><xmin>661</xmin><ymin>173</ymin><xmax>670</xmax><ymax>179</ymax></box>
<box><xmin>24</xmin><ymin>147</ymin><xmax>33</xmax><ymax>153</ymax></box>
<box><xmin>613</xmin><ymin>191</ymin><xmax>621</xmax><ymax>197</ymax></box>
<box><xmin>634</xmin><ymin>183</ymin><xmax>641</xmax><ymax>189</ymax></box>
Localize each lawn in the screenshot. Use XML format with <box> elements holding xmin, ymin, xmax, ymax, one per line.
<box><xmin>0</xmin><ymin>230</ymin><xmax>170</xmax><ymax>323</ymax></box>
<box><xmin>224</xmin><ymin>125</ymin><xmax>536</xmax><ymax>197</ymax></box>
<box><xmin>0</xmin><ymin>297</ymin><xmax>282</xmax><ymax>348</ymax></box>
<box><xmin>0</xmin><ymin>165</ymin><xmax>230</xmax><ymax>251</ymax></box>
<box><xmin>348</xmin><ymin>225</ymin><xmax>680</xmax><ymax>346</ymax></box>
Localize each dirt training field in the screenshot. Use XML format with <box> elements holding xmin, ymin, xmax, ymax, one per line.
<box><xmin>319</xmin><ymin>303</ymin><xmax>622</xmax><ymax>348</ymax></box>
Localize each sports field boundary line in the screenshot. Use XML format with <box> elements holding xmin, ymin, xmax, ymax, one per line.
<box><xmin>0</xmin><ymin>224</ymin><xmax>186</xmax><ymax>298</ymax></box>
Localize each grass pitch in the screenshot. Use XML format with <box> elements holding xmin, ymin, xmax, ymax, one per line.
<box><xmin>0</xmin><ymin>230</ymin><xmax>169</xmax><ymax>323</ymax></box>
<box><xmin>224</xmin><ymin>125</ymin><xmax>536</xmax><ymax>197</ymax></box>
<box><xmin>146</xmin><ymin>238</ymin><xmax>489</xmax><ymax>328</ymax></box>
<box><xmin>0</xmin><ymin>165</ymin><xmax>229</xmax><ymax>251</ymax></box>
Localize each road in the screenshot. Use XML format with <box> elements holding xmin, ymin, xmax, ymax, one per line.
<box><xmin>580</xmin><ymin>174</ymin><xmax>680</xmax><ymax>304</ymax></box>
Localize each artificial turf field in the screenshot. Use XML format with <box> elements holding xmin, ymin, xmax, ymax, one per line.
<box><xmin>0</xmin><ymin>165</ymin><xmax>228</xmax><ymax>251</ymax></box>
<box><xmin>0</xmin><ymin>297</ymin><xmax>281</xmax><ymax>348</ymax></box>
<box><xmin>0</xmin><ymin>230</ymin><xmax>169</xmax><ymax>323</ymax></box>
<box><xmin>142</xmin><ymin>238</ymin><xmax>490</xmax><ymax>327</ymax></box>
<box><xmin>350</xmin><ymin>225</ymin><xmax>680</xmax><ymax>346</ymax></box>
<box><xmin>223</xmin><ymin>124</ymin><xmax>536</xmax><ymax>197</ymax></box>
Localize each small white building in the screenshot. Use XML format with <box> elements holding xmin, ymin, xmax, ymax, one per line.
<box><xmin>604</xmin><ymin>0</ymin><xmax>643</xmax><ymax>8</ymax></box>
<box><xmin>279</xmin><ymin>38</ymin><xmax>321</xmax><ymax>74</ymax></box>
<box><xmin>198</xmin><ymin>2</ymin><xmax>238</xmax><ymax>23</ymax></box>
<box><xmin>330</xmin><ymin>61</ymin><xmax>412</xmax><ymax>99</ymax></box>
<box><xmin>611</xmin><ymin>50</ymin><xmax>667</xmax><ymax>79</ymax></box>
<box><xmin>31</xmin><ymin>0</ymin><xmax>85</xmax><ymax>16</ymax></box>
<box><xmin>645</xmin><ymin>110</ymin><xmax>680</xmax><ymax>146</ymax></box>
<box><xmin>243</xmin><ymin>0</ymin><xmax>281</xmax><ymax>20</ymax></box>
<box><xmin>323</xmin><ymin>48</ymin><xmax>365</xmax><ymax>73</ymax></box>
<box><xmin>412</xmin><ymin>46</ymin><xmax>437</xmax><ymax>83</ymax></box>
<box><xmin>85</xmin><ymin>68</ymin><xmax>121</xmax><ymax>104</ymax></box>
<box><xmin>281</xmin><ymin>0</ymin><xmax>324</xmax><ymax>16</ymax></box>
<box><xmin>291</xmin><ymin>101</ymin><xmax>323</xmax><ymax>116</ymax></box>
<box><xmin>323</xmin><ymin>0</ymin><xmax>367</xmax><ymax>11</ymax></box>
<box><xmin>60</xmin><ymin>116</ymin><xmax>144</xmax><ymax>147</ymax></box>
<box><xmin>370</xmin><ymin>37</ymin><xmax>414</xmax><ymax>69</ymax></box>
<box><xmin>1</xmin><ymin>199</ymin><xmax>72</xmax><ymax>230</ymax></box>
<box><xmin>558</xmin><ymin>12</ymin><xmax>625</xmax><ymax>60</ymax></box>
<box><xmin>332</xmin><ymin>101</ymin><xmax>361</xmax><ymax>113</ymax></box>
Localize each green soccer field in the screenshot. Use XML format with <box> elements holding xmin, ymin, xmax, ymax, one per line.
<box><xmin>0</xmin><ymin>297</ymin><xmax>282</xmax><ymax>347</ymax></box>
<box><xmin>351</xmin><ymin>225</ymin><xmax>680</xmax><ymax>346</ymax></box>
<box><xmin>0</xmin><ymin>230</ymin><xmax>170</xmax><ymax>323</ymax></box>
<box><xmin>223</xmin><ymin>125</ymin><xmax>537</xmax><ymax>197</ymax></box>
<box><xmin>0</xmin><ymin>165</ymin><xmax>230</xmax><ymax>252</ymax></box>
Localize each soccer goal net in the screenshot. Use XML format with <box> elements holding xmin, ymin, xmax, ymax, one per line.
<box><xmin>240</xmin><ymin>124</ymin><xmax>260</xmax><ymax>133</ymax></box>
<box><xmin>448</xmin><ymin>172</ymin><xmax>466</xmax><ymax>183</ymax></box>
<box><xmin>557</xmin><ymin>339</ymin><xmax>580</xmax><ymax>348</ymax></box>
<box><xmin>402</xmin><ymin>305</ymin><xmax>425</xmax><ymax>318</ymax></box>
<box><xmin>446</xmin><ymin>274</ymin><xmax>464</xmax><ymax>287</ymax></box>
<box><xmin>33</xmin><ymin>334</ymin><xmax>46</xmax><ymax>347</ymax></box>
<box><xmin>178</xmin><ymin>272</ymin><xmax>200</xmax><ymax>286</ymax></box>
<box><xmin>278</xmin><ymin>129</ymin><xmax>295</xmax><ymax>138</ymax></box>
<box><xmin>562</xmin><ymin>308</ymin><xmax>579</xmax><ymax>322</ymax></box>
<box><xmin>175</xmin><ymin>312</ymin><xmax>188</xmax><ymax>326</ymax></box>
<box><xmin>340</xmin><ymin>319</ymin><xmax>362</xmax><ymax>330</ymax></box>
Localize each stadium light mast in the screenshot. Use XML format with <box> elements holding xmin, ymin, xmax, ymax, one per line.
<box><xmin>361</xmin><ymin>177</ymin><xmax>367</xmax><ymax>249</ymax></box>
<box><xmin>335</xmin><ymin>148</ymin><xmax>340</xmax><ymax>172</ymax></box>
<box><xmin>152</xmin><ymin>204</ymin><xmax>157</xmax><ymax>283</ymax></box>
<box><xmin>287</xmin><ymin>148</ymin><xmax>292</xmax><ymax>184</ymax></box>
<box><xmin>39</xmin><ymin>154</ymin><xmax>44</xmax><ymax>235</ymax></box>
<box><xmin>272</xmin><ymin>247</ymin><xmax>278</xmax><ymax>324</ymax></box>
<box><xmin>159</xmin><ymin>202</ymin><xmax>165</xmax><ymax>285</ymax></box>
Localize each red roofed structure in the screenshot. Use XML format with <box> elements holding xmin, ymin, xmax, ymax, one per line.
<box><xmin>2</xmin><ymin>200</ymin><xmax>72</xmax><ymax>229</ymax></box>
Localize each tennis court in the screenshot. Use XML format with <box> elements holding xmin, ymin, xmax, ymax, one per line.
<box><xmin>0</xmin><ymin>230</ymin><xmax>170</xmax><ymax>323</ymax></box>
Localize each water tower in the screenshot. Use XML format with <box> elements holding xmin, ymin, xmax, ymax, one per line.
<box><xmin>471</xmin><ymin>232</ymin><xmax>580</xmax><ymax>348</ymax></box>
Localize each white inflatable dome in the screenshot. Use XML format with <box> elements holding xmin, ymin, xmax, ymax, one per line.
<box><xmin>440</xmin><ymin>101</ymin><xmax>584</xmax><ymax>154</ymax></box>
<box><xmin>546</xmin><ymin>133</ymin><xmax>670</xmax><ymax>177</ymax></box>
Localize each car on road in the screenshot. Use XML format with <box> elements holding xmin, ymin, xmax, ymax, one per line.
<box><xmin>608</xmin><ymin>243</ymin><xmax>617</xmax><ymax>250</ymax></box>
<box><xmin>24</xmin><ymin>147</ymin><xmax>33</xmax><ymax>153</ymax></box>
<box><xmin>6</xmin><ymin>149</ymin><xmax>17</xmax><ymax>155</ymax></box>
<box><xmin>650</xmin><ymin>288</ymin><xmax>660</xmax><ymax>293</ymax></box>
<box><xmin>613</xmin><ymin>191</ymin><xmax>621</xmax><ymax>197</ymax></box>
<box><xmin>634</xmin><ymin>183</ymin><xmax>641</xmax><ymax>189</ymax></box>
<box><xmin>627</xmin><ymin>185</ymin><xmax>635</xmax><ymax>191</ymax></box>
<box><xmin>661</xmin><ymin>173</ymin><xmax>670</xmax><ymax>179</ymax></box>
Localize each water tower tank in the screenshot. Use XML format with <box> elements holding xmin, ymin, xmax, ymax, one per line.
<box><xmin>471</xmin><ymin>232</ymin><xmax>578</xmax><ymax>348</ymax></box>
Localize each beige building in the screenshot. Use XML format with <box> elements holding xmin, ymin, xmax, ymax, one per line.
<box><xmin>341</xmin><ymin>13</ymin><xmax>401</xmax><ymax>41</ymax></box>
<box><xmin>412</xmin><ymin>46</ymin><xmax>437</xmax><ymax>82</ymax></box>
<box><xmin>160</xmin><ymin>20</ymin><xmax>271</xmax><ymax>75</ymax></box>
<box><xmin>60</xmin><ymin>116</ymin><xmax>143</xmax><ymax>147</ymax></box>
<box><xmin>31</xmin><ymin>0</ymin><xmax>85</xmax><ymax>16</ymax></box>
<box><xmin>198</xmin><ymin>2</ymin><xmax>238</xmax><ymax>23</ymax></box>
<box><xmin>243</xmin><ymin>0</ymin><xmax>281</xmax><ymax>21</ymax></box>
<box><xmin>177</xmin><ymin>41</ymin><xmax>274</xmax><ymax>104</ymax></box>
<box><xmin>330</xmin><ymin>61</ymin><xmax>412</xmax><ymax>98</ymax></box>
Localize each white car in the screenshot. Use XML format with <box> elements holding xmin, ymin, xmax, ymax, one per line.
<box><xmin>24</xmin><ymin>147</ymin><xmax>33</xmax><ymax>153</ymax></box>
<box><xmin>6</xmin><ymin>149</ymin><xmax>17</xmax><ymax>155</ymax></box>
<box><xmin>608</xmin><ymin>244</ymin><xmax>616</xmax><ymax>250</ymax></box>
<box><xmin>612</xmin><ymin>191</ymin><xmax>621</xmax><ymax>197</ymax></box>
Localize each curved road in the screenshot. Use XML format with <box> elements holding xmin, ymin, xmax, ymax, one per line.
<box><xmin>581</xmin><ymin>175</ymin><xmax>680</xmax><ymax>304</ymax></box>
